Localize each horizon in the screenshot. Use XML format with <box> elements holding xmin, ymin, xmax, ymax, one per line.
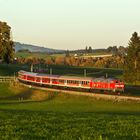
<box><xmin>15</xmin><ymin>41</ymin><xmax>112</xmax><ymax>51</ymax></box>
<box><xmin>0</xmin><ymin>0</ymin><xmax>140</xmax><ymax>50</ymax></box>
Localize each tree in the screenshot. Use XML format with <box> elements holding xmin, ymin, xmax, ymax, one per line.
<box><xmin>65</xmin><ymin>50</ymin><xmax>70</xmax><ymax>57</ymax></box>
<box><xmin>124</xmin><ymin>32</ymin><xmax>140</xmax><ymax>84</ymax></box>
<box><xmin>112</xmin><ymin>46</ymin><xmax>118</xmax><ymax>55</ymax></box>
<box><xmin>118</xmin><ymin>46</ymin><xmax>126</xmax><ymax>57</ymax></box>
<box><xmin>88</xmin><ymin>46</ymin><xmax>92</xmax><ymax>53</ymax></box>
<box><xmin>85</xmin><ymin>46</ymin><xmax>88</xmax><ymax>54</ymax></box>
<box><xmin>0</xmin><ymin>21</ymin><xmax>14</xmax><ymax>63</ymax></box>
<box><xmin>107</xmin><ymin>46</ymin><xmax>113</xmax><ymax>52</ymax></box>
<box><xmin>107</xmin><ymin>46</ymin><xmax>118</xmax><ymax>55</ymax></box>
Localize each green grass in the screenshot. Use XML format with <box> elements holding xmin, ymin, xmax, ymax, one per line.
<box><xmin>15</xmin><ymin>52</ymin><xmax>49</xmax><ymax>59</ymax></box>
<box><xmin>0</xmin><ymin>84</ymin><xmax>140</xmax><ymax>139</ymax></box>
<box><xmin>15</xmin><ymin>52</ymin><xmax>65</xmax><ymax>59</ymax></box>
<box><xmin>0</xmin><ymin>84</ymin><xmax>14</xmax><ymax>98</ymax></box>
<box><xmin>0</xmin><ymin>64</ymin><xmax>139</xmax><ymax>139</ymax></box>
<box><xmin>0</xmin><ymin>110</ymin><xmax>139</xmax><ymax>140</ymax></box>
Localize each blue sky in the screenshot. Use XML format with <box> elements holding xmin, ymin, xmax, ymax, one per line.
<box><xmin>0</xmin><ymin>0</ymin><xmax>140</xmax><ymax>50</ymax></box>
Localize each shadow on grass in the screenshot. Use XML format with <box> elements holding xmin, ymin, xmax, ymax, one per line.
<box><xmin>125</xmin><ymin>86</ymin><xmax>140</xmax><ymax>96</ymax></box>
<box><xmin>0</xmin><ymin>107</ymin><xmax>140</xmax><ymax>116</ymax></box>
<box><xmin>0</xmin><ymin>88</ymin><xmax>57</xmax><ymax>105</ymax></box>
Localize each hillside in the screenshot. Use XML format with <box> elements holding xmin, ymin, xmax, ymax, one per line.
<box><xmin>14</xmin><ymin>42</ymin><xmax>64</xmax><ymax>53</ymax></box>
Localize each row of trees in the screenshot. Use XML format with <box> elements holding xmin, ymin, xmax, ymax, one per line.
<box><xmin>16</xmin><ymin>55</ymin><xmax>124</xmax><ymax>69</ymax></box>
<box><xmin>0</xmin><ymin>21</ymin><xmax>14</xmax><ymax>63</ymax></box>
<box><xmin>107</xmin><ymin>46</ymin><xmax>126</xmax><ymax>56</ymax></box>
<box><xmin>66</xmin><ymin>46</ymin><xmax>126</xmax><ymax>58</ymax></box>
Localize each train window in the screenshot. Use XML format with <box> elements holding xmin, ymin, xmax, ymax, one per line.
<box><xmin>36</xmin><ymin>77</ymin><xmax>40</xmax><ymax>81</ymax></box>
<box><xmin>23</xmin><ymin>75</ymin><xmax>26</xmax><ymax>79</ymax></box>
<box><xmin>27</xmin><ymin>76</ymin><xmax>34</xmax><ymax>81</ymax></box>
<box><xmin>59</xmin><ymin>79</ymin><xmax>64</xmax><ymax>83</ymax></box>
<box><xmin>73</xmin><ymin>80</ymin><xmax>79</xmax><ymax>84</ymax></box>
<box><xmin>52</xmin><ymin>79</ymin><xmax>58</xmax><ymax>82</ymax></box>
<box><xmin>42</xmin><ymin>78</ymin><xmax>50</xmax><ymax>83</ymax></box>
<box><xmin>68</xmin><ymin>80</ymin><xmax>72</xmax><ymax>84</ymax></box>
<box><xmin>75</xmin><ymin>81</ymin><xmax>79</xmax><ymax>84</ymax></box>
<box><xmin>67</xmin><ymin>80</ymin><xmax>79</xmax><ymax>84</ymax></box>
<box><xmin>82</xmin><ymin>81</ymin><xmax>89</xmax><ymax>85</ymax></box>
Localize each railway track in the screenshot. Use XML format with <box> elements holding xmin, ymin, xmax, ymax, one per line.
<box><xmin>21</xmin><ymin>82</ymin><xmax>140</xmax><ymax>103</ymax></box>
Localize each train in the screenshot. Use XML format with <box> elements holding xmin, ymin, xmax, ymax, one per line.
<box><xmin>18</xmin><ymin>70</ymin><xmax>125</xmax><ymax>93</ymax></box>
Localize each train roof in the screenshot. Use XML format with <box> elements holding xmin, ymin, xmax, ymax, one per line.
<box><xmin>19</xmin><ymin>70</ymin><xmax>93</xmax><ymax>81</ymax></box>
<box><xmin>19</xmin><ymin>70</ymin><xmax>118</xmax><ymax>82</ymax></box>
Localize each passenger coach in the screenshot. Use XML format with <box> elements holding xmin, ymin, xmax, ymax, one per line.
<box><xmin>18</xmin><ymin>70</ymin><xmax>124</xmax><ymax>93</ymax></box>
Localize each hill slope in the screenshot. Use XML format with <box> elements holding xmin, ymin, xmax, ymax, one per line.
<box><xmin>14</xmin><ymin>42</ymin><xmax>64</xmax><ymax>53</ymax></box>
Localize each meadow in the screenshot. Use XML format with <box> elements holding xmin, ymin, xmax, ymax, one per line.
<box><xmin>15</xmin><ymin>52</ymin><xmax>49</xmax><ymax>59</ymax></box>
<box><xmin>0</xmin><ymin>83</ymin><xmax>140</xmax><ymax>140</ymax></box>
<box><xmin>15</xmin><ymin>52</ymin><xmax>110</xmax><ymax>59</ymax></box>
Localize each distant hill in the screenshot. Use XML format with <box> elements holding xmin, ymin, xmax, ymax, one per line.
<box><xmin>14</xmin><ymin>42</ymin><xmax>64</xmax><ymax>53</ymax></box>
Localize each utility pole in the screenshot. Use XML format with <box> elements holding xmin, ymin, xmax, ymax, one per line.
<box><xmin>106</xmin><ymin>73</ymin><xmax>108</xmax><ymax>78</ymax></box>
<box><xmin>84</xmin><ymin>69</ymin><xmax>86</xmax><ymax>77</ymax></box>
<box><xmin>31</xmin><ymin>63</ymin><xmax>33</xmax><ymax>72</ymax></box>
<box><xmin>50</xmin><ymin>68</ymin><xmax>52</xmax><ymax>75</ymax></box>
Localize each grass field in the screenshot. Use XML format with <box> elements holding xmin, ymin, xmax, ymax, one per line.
<box><xmin>15</xmin><ymin>52</ymin><xmax>111</xmax><ymax>59</ymax></box>
<box><xmin>15</xmin><ymin>52</ymin><xmax>65</xmax><ymax>59</ymax></box>
<box><xmin>15</xmin><ymin>52</ymin><xmax>49</xmax><ymax>59</ymax></box>
<box><xmin>0</xmin><ymin>64</ymin><xmax>140</xmax><ymax>139</ymax></box>
<box><xmin>0</xmin><ymin>83</ymin><xmax>140</xmax><ymax>140</ymax></box>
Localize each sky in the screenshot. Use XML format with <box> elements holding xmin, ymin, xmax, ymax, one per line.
<box><xmin>0</xmin><ymin>0</ymin><xmax>140</xmax><ymax>50</ymax></box>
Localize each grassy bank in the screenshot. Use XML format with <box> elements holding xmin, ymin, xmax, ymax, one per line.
<box><xmin>0</xmin><ymin>83</ymin><xmax>140</xmax><ymax>139</ymax></box>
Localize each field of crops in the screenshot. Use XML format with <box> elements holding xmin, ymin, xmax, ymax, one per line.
<box><xmin>0</xmin><ymin>83</ymin><xmax>140</xmax><ymax>140</ymax></box>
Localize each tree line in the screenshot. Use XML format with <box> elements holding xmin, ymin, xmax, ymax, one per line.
<box><xmin>15</xmin><ymin>55</ymin><xmax>124</xmax><ymax>69</ymax></box>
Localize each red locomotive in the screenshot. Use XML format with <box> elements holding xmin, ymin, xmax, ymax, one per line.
<box><xmin>18</xmin><ymin>70</ymin><xmax>124</xmax><ymax>93</ymax></box>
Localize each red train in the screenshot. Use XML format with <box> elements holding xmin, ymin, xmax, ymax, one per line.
<box><xmin>18</xmin><ymin>70</ymin><xmax>124</xmax><ymax>93</ymax></box>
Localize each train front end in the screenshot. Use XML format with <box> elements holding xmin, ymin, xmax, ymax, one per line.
<box><xmin>114</xmin><ymin>80</ymin><xmax>125</xmax><ymax>93</ymax></box>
